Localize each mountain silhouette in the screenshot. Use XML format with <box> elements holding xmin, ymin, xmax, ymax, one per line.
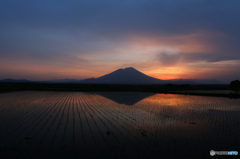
<box><xmin>81</xmin><ymin>67</ymin><xmax>165</xmax><ymax>84</ymax></box>
<box><xmin>0</xmin><ymin>79</ymin><xmax>30</xmax><ymax>83</ymax></box>
<box><xmin>93</xmin><ymin>91</ymin><xmax>156</xmax><ymax>105</ymax></box>
<box><xmin>0</xmin><ymin>67</ymin><xmax>225</xmax><ymax>84</ymax></box>
<box><xmin>46</xmin><ymin>78</ymin><xmax>81</xmax><ymax>83</ymax></box>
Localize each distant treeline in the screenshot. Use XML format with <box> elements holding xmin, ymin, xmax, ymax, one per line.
<box><xmin>1</xmin><ymin>80</ymin><xmax>240</xmax><ymax>99</ymax></box>
<box><xmin>0</xmin><ymin>82</ymin><xmax>231</xmax><ymax>92</ymax></box>
<box><xmin>1</xmin><ymin>81</ymin><xmax>239</xmax><ymax>95</ymax></box>
<box><xmin>230</xmin><ymin>80</ymin><xmax>240</xmax><ymax>88</ymax></box>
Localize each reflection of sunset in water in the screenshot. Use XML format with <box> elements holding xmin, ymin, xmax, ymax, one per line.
<box><xmin>138</xmin><ymin>93</ymin><xmax>240</xmax><ymax>111</ymax></box>
<box><xmin>140</xmin><ymin>93</ymin><xmax>192</xmax><ymax>107</ymax></box>
<box><xmin>0</xmin><ymin>91</ymin><xmax>240</xmax><ymax>159</ymax></box>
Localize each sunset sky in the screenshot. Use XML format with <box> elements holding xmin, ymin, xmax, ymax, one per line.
<box><xmin>0</xmin><ymin>0</ymin><xmax>240</xmax><ymax>82</ymax></box>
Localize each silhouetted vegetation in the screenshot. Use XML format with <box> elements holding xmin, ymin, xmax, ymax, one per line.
<box><xmin>230</xmin><ymin>80</ymin><xmax>240</xmax><ymax>88</ymax></box>
<box><xmin>163</xmin><ymin>83</ymin><xmax>174</xmax><ymax>88</ymax></box>
<box><xmin>0</xmin><ymin>82</ymin><xmax>239</xmax><ymax>98</ymax></box>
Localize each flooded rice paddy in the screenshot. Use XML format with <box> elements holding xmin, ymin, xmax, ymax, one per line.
<box><xmin>0</xmin><ymin>91</ymin><xmax>240</xmax><ymax>158</ymax></box>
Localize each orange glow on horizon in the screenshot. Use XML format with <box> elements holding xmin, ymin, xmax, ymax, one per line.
<box><xmin>0</xmin><ymin>29</ymin><xmax>238</xmax><ymax>82</ymax></box>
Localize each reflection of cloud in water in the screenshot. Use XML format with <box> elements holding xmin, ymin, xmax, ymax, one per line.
<box><xmin>1</xmin><ymin>92</ymin><xmax>240</xmax><ymax>159</ymax></box>
<box><xmin>130</xmin><ymin>93</ymin><xmax>240</xmax><ymax>138</ymax></box>
<box><xmin>92</xmin><ymin>91</ymin><xmax>156</xmax><ymax>105</ymax></box>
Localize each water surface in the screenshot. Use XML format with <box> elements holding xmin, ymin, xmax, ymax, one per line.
<box><xmin>0</xmin><ymin>91</ymin><xmax>239</xmax><ymax>158</ymax></box>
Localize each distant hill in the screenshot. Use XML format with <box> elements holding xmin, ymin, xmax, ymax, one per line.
<box><xmin>167</xmin><ymin>79</ymin><xmax>225</xmax><ymax>85</ymax></box>
<box><xmin>191</xmin><ymin>79</ymin><xmax>225</xmax><ymax>84</ymax></box>
<box><xmin>0</xmin><ymin>79</ymin><xmax>30</xmax><ymax>83</ymax></box>
<box><xmin>80</xmin><ymin>67</ymin><xmax>225</xmax><ymax>85</ymax></box>
<box><xmin>80</xmin><ymin>78</ymin><xmax>96</xmax><ymax>83</ymax></box>
<box><xmin>0</xmin><ymin>67</ymin><xmax>226</xmax><ymax>85</ymax></box>
<box><xmin>80</xmin><ymin>67</ymin><xmax>165</xmax><ymax>84</ymax></box>
<box><xmin>43</xmin><ymin>78</ymin><xmax>81</xmax><ymax>83</ymax></box>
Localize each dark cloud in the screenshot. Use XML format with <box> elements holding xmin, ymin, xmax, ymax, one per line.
<box><xmin>157</xmin><ymin>51</ymin><xmax>233</xmax><ymax>67</ymax></box>
<box><xmin>1</xmin><ymin>0</ymin><xmax>240</xmax><ymax>36</ymax></box>
<box><xmin>0</xmin><ymin>0</ymin><xmax>239</xmax><ymax>81</ymax></box>
<box><xmin>1</xmin><ymin>1</ymin><xmax>240</xmax><ymax>47</ymax></box>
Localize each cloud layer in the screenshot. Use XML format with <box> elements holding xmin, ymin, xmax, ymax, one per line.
<box><xmin>0</xmin><ymin>0</ymin><xmax>239</xmax><ymax>82</ymax></box>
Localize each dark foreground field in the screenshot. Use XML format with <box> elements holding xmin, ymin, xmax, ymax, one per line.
<box><xmin>0</xmin><ymin>82</ymin><xmax>239</xmax><ymax>98</ymax></box>
<box><xmin>0</xmin><ymin>91</ymin><xmax>239</xmax><ymax>159</ymax></box>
